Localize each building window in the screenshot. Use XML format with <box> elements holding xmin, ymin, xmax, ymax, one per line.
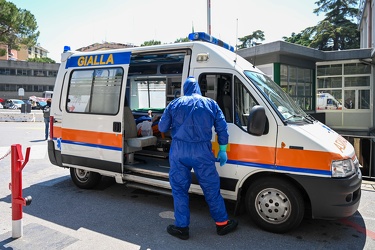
<box><xmin>0</xmin><ymin>68</ymin><xmax>10</xmax><ymax>75</ymax></box>
<box><xmin>280</xmin><ymin>65</ymin><xmax>313</xmax><ymax>111</ymax></box>
<box><xmin>17</xmin><ymin>69</ymin><xmax>28</xmax><ymax>76</ymax></box>
<box><xmin>317</xmin><ymin>62</ymin><xmax>371</xmax><ymax>111</ymax></box>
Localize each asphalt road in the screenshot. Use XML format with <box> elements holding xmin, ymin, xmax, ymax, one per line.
<box><xmin>0</xmin><ymin>121</ymin><xmax>374</xmax><ymax>250</ymax></box>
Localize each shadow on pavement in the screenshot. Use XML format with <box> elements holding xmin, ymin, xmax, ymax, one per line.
<box><xmin>0</xmin><ymin>175</ymin><xmax>368</xmax><ymax>250</ymax></box>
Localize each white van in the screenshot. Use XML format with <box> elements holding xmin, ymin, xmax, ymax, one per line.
<box><xmin>317</xmin><ymin>92</ymin><xmax>343</xmax><ymax>110</ymax></box>
<box><xmin>48</xmin><ymin>32</ymin><xmax>362</xmax><ymax>233</ymax></box>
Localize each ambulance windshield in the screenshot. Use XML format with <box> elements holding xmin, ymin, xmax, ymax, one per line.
<box><xmin>244</xmin><ymin>71</ymin><xmax>311</xmax><ymax>123</ymax></box>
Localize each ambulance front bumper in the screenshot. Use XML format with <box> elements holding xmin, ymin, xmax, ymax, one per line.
<box><xmin>289</xmin><ymin>170</ymin><xmax>362</xmax><ymax>219</ymax></box>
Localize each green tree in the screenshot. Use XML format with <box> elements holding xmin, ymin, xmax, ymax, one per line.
<box><xmin>174</xmin><ymin>37</ymin><xmax>189</xmax><ymax>43</ymax></box>
<box><xmin>237</xmin><ymin>30</ymin><xmax>265</xmax><ymax>49</ymax></box>
<box><xmin>141</xmin><ymin>40</ymin><xmax>161</xmax><ymax>46</ymax></box>
<box><xmin>283</xmin><ymin>0</ymin><xmax>359</xmax><ymax>50</ymax></box>
<box><xmin>27</xmin><ymin>57</ymin><xmax>55</xmax><ymax>63</ymax></box>
<box><xmin>282</xmin><ymin>27</ymin><xmax>314</xmax><ymax>47</ymax></box>
<box><xmin>311</xmin><ymin>0</ymin><xmax>359</xmax><ymax>50</ymax></box>
<box><xmin>0</xmin><ymin>0</ymin><xmax>40</xmax><ymax>55</ymax></box>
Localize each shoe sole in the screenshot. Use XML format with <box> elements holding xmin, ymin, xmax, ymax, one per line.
<box><xmin>217</xmin><ymin>220</ymin><xmax>238</xmax><ymax>235</ymax></box>
<box><xmin>167</xmin><ymin>226</ymin><xmax>189</xmax><ymax>240</ymax></box>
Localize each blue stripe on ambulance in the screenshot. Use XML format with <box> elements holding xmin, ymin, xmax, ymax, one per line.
<box><xmin>61</xmin><ymin>139</ymin><xmax>122</xmax><ymax>151</ymax></box>
<box><xmin>58</xmin><ymin>139</ymin><xmax>331</xmax><ymax>176</ymax></box>
<box><xmin>227</xmin><ymin>159</ymin><xmax>331</xmax><ymax>176</ymax></box>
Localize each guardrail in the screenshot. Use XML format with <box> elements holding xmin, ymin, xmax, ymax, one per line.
<box><xmin>342</xmin><ymin>134</ymin><xmax>375</xmax><ymax>181</ymax></box>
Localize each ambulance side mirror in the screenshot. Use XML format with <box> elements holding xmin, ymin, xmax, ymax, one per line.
<box><xmin>247</xmin><ymin>105</ymin><xmax>267</xmax><ymax>136</ymax></box>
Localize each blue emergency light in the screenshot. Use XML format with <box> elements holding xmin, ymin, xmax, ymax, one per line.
<box><xmin>188</xmin><ymin>32</ymin><xmax>235</xmax><ymax>52</ymax></box>
<box><xmin>63</xmin><ymin>46</ymin><xmax>71</xmax><ymax>52</ymax></box>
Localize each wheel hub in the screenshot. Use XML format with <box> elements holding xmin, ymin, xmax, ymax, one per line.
<box><xmin>255</xmin><ymin>188</ymin><xmax>291</xmax><ymax>224</ymax></box>
<box><xmin>75</xmin><ymin>169</ymin><xmax>89</xmax><ymax>182</ymax></box>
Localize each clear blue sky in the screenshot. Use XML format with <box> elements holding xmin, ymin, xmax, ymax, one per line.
<box><xmin>9</xmin><ymin>0</ymin><xmax>328</xmax><ymax>62</ymax></box>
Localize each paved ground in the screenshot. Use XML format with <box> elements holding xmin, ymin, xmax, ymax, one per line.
<box><xmin>362</xmin><ymin>180</ymin><xmax>375</xmax><ymax>191</ymax></box>
<box><xmin>1</xmin><ymin>121</ymin><xmax>375</xmax><ymax>250</ymax></box>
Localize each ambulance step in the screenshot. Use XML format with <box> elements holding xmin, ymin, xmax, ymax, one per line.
<box><xmin>126</xmin><ymin>182</ymin><xmax>172</xmax><ymax>196</ymax></box>
<box><xmin>124</xmin><ymin>164</ymin><xmax>169</xmax><ymax>178</ymax></box>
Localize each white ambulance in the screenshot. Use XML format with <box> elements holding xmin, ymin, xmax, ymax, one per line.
<box><xmin>48</xmin><ymin>32</ymin><xmax>362</xmax><ymax>233</ymax></box>
<box><xmin>317</xmin><ymin>92</ymin><xmax>343</xmax><ymax>110</ymax></box>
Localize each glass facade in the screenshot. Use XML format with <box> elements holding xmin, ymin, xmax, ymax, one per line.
<box><xmin>280</xmin><ymin>64</ymin><xmax>314</xmax><ymax>111</ymax></box>
<box><xmin>317</xmin><ymin>62</ymin><xmax>371</xmax><ymax>111</ymax></box>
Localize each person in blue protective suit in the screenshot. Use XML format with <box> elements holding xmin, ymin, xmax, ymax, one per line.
<box><xmin>158</xmin><ymin>76</ymin><xmax>238</xmax><ymax>240</ymax></box>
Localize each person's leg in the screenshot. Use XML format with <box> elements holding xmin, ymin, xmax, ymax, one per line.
<box><xmin>44</xmin><ymin>118</ymin><xmax>49</xmax><ymax>140</ymax></box>
<box><xmin>191</xmin><ymin>142</ymin><xmax>228</xmax><ymax>223</ymax></box>
<box><xmin>169</xmin><ymin>155</ymin><xmax>192</xmax><ymax>226</ymax></box>
<box><xmin>167</xmin><ymin>142</ymin><xmax>192</xmax><ymax>240</ymax></box>
<box><xmin>193</xmin><ymin>159</ymin><xmax>228</xmax><ymax>223</ymax></box>
<box><xmin>194</xmin><ymin>159</ymin><xmax>239</xmax><ymax>235</ymax></box>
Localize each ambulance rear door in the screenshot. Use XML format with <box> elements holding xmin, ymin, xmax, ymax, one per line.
<box><xmin>59</xmin><ymin>52</ymin><xmax>130</xmax><ymax>176</ymax></box>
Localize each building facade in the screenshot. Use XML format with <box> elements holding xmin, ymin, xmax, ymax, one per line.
<box><xmin>0</xmin><ymin>60</ymin><xmax>59</xmax><ymax>100</ymax></box>
<box><xmin>0</xmin><ymin>44</ymin><xmax>49</xmax><ymax>61</ymax></box>
<box><xmin>358</xmin><ymin>0</ymin><xmax>374</xmax><ymax>49</ymax></box>
<box><xmin>238</xmin><ymin>40</ymin><xmax>374</xmax><ymax>136</ymax></box>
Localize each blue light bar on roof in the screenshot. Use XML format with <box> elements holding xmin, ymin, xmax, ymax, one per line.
<box><xmin>188</xmin><ymin>32</ymin><xmax>235</xmax><ymax>52</ymax></box>
<box><xmin>63</xmin><ymin>46</ymin><xmax>71</xmax><ymax>52</ymax></box>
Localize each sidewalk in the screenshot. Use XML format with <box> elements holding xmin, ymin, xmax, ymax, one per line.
<box><xmin>0</xmin><ymin>202</ymin><xmax>140</xmax><ymax>250</ymax></box>
<box><xmin>361</xmin><ymin>179</ymin><xmax>375</xmax><ymax>191</ymax></box>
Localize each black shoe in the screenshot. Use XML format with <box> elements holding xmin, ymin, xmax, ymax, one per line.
<box><xmin>167</xmin><ymin>225</ymin><xmax>189</xmax><ymax>240</ymax></box>
<box><xmin>216</xmin><ymin>219</ymin><xmax>238</xmax><ymax>236</ymax></box>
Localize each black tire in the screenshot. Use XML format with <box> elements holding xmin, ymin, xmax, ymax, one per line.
<box><xmin>245</xmin><ymin>177</ymin><xmax>304</xmax><ymax>233</ymax></box>
<box><xmin>70</xmin><ymin>167</ymin><xmax>101</xmax><ymax>189</ymax></box>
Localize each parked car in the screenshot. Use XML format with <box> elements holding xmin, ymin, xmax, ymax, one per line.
<box><xmin>33</xmin><ymin>101</ymin><xmax>47</xmax><ymax>110</ymax></box>
<box><xmin>0</xmin><ymin>103</ymin><xmax>3</xmax><ymax>109</ymax></box>
<box><xmin>4</xmin><ymin>99</ymin><xmax>24</xmax><ymax>109</ymax></box>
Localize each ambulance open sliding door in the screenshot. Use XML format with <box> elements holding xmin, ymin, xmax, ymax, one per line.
<box><xmin>61</xmin><ymin>52</ymin><xmax>131</xmax><ymax>175</ymax></box>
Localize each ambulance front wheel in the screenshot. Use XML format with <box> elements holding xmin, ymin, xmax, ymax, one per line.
<box><xmin>70</xmin><ymin>167</ymin><xmax>101</xmax><ymax>189</ymax></box>
<box><xmin>245</xmin><ymin>177</ymin><xmax>304</xmax><ymax>233</ymax></box>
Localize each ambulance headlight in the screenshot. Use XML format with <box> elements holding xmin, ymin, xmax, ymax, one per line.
<box><xmin>331</xmin><ymin>159</ymin><xmax>355</xmax><ymax>178</ymax></box>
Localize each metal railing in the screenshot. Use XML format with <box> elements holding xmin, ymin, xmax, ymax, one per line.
<box><xmin>342</xmin><ymin>134</ymin><xmax>375</xmax><ymax>180</ymax></box>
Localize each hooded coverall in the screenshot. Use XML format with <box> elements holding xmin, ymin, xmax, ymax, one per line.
<box><xmin>158</xmin><ymin>76</ymin><xmax>229</xmax><ymax>228</ymax></box>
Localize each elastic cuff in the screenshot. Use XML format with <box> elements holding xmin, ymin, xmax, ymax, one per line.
<box><xmin>216</xmin><ymin>220</ymin><xmax>228</xmax><ymax>226</ymax></box>
<box><xmin>219</xmin><ymin>144</ymin><xmax>227</xmax><ymax>151</ymax></box>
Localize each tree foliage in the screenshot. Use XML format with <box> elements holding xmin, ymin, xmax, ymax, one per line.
<box><xmin>282</xmin><ymin>27</ymin><xmax>314</xmax><ymax>47</ymax></box>
<box><xmin>283</xmin><ymin>0</ymin><xmax>359</xmax><ymax>50</ymax></box>
<box><xmin>0</xmin><ymin>0</ymin><xmax>40</xmax><ymax>55</ymax></box>
<box><xmin>141</xmin><ymin>40</ymin><xmax>161</xmax><ymax>46</ymax></box>
<box><xmin>174</xmin><ymin>37</ymin><xmax>189</xmax><ymax>43</ymax></box>
<box><xmin>27</xmin><ymin>57</ymin><xmax>55</xmax><ymax>63</ymax></box>
<box><xmin>237</xmin><ymin>30</ymin><xmax>265</xmax><ymax>49</ymax></box>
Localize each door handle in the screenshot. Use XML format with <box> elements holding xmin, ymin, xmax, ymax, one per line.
<box><xmin>113</xmin><ymin>122</ymin><xmax>121</xmax><ymax>132</ymax></box>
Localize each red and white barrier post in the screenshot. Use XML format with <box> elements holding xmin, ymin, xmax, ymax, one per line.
<box><xmin>9</xmin><ymin>144</ymin><xmax>32</xmax><ymax>238</ymax></box>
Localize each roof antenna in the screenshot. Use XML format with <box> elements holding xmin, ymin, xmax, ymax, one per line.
<box><xmin>234</xmin><ymin>18</ymin><xmax>238</xmax><ymax>63</ymax></box>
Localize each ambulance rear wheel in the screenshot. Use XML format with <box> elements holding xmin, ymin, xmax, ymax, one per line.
<box><xmin>245</xmin><ymin>177</ymin><xmax>304</xmax><ymax>233</ymax></box>
<box><xmin>70</xmin><ymin>168</ymin><xmax>101</xmax><ymax>189</ymax></box>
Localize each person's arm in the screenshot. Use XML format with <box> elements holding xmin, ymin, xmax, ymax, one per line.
<box><xmin>214</xmin><ymin>103</ymin><xmax>229</xmax><ymax>166</ymax></box>
<box><xmin>158</xmin><ymin>105</ymin><xmax>172</xmax><ymax>133</ymax></box>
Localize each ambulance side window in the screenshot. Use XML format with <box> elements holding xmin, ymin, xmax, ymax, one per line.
<box><xmin>234</xmin><ymin>76</ymin><xmax>258</xmax><ymax>129</ymax></box>
<box><xmin>67</xmin><ymin>68</ymin><xmax>123</xmax><ymax>114</ymax></box>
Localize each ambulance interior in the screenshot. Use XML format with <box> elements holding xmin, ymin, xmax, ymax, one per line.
<box><xmin>124</xmin><ymin>51</ymin><xmax>236</xmax><ymax>165</ymax></box>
